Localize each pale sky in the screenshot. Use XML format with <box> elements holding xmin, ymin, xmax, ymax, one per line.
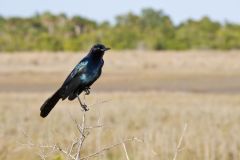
<box><xmin>0</xmin><ymin>0</ymin><xmax>239</xmax><ymax>24</ymax></box>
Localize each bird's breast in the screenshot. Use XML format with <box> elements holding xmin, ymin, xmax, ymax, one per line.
<box><xmin>79</xmin><ymin>67</ymin><xmax>101</xmax><ymax>84</ymax></box>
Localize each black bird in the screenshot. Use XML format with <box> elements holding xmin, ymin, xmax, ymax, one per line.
<box><xmin>40</xmin><ymin>44</ymin><xmax>110</xmax><ymax>118</ymax></box>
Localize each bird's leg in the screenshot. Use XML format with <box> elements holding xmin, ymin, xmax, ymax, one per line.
<box><xmin>84</xmin><ymin>87</ymin><xmax>91</xmax><ymax>95</ymax></box>
<box><xmin>77</xmin><ymin>94</ymin><xmax>89</xmax><ymax>112</ymax></box>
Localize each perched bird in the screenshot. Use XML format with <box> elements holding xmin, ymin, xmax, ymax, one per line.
<box><xmin>40</xmin><ymin>44</ymin><xmax>110</xmax><ymax>118</ymax></box>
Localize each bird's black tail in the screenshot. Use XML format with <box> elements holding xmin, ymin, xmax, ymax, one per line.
<box><xmin>40</xmin><ymin>89</ymin><xmax>61</xmax><ymax>118</ymax></box>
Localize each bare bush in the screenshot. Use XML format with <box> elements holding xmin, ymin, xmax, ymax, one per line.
<box><xmin>20</xmin><ymin>99</ymin><xmax>142</xmax><ymax>160</ymax></box>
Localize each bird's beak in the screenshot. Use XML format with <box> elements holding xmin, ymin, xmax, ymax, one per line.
<box><xmin>103</xmin><ymin>47</ymin><xmax>111</xmax><ymax>52</ymax></box>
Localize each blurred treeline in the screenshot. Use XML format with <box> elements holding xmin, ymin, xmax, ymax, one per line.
<box><xmin>0</xmin><ymin>8</ymin><xmax>240</xmax><ymax>52</ymax></box>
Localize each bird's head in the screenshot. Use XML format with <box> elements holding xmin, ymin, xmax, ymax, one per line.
<box><xmin>90</xmin><ymin>44</ymin><xmax>110</xmax><ymax>56</ymax></box>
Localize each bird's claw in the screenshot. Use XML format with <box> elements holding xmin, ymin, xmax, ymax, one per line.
<box><xmin>81</xmin><ymin>104</ymin><xmax>89</xmax><ymax>112</ymax></box>
<box><xmin>84</xmin><ymin>87</ymin><xmax>91</xmax><ymax>95</ymax></box>
<box><xmin>77</xmin><ymin>87</ymin><xmax>91</xmax><ymax>112</ymax></box>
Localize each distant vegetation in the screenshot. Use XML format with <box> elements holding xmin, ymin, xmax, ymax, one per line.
<box><xmin>0</xmin><ymin>8</ymin><xmax>240</xmax><ymax>52</ymax></box>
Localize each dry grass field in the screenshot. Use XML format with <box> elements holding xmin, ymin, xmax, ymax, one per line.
<box><xmin>1</xmin><ymin>51</ymin><xmax>240</xmax><ymax>160</ymax></box>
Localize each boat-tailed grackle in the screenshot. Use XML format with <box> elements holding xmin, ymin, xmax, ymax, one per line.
<box><xmin>40</xmin><ymin>44</ymin><xmax>110</xmax><ymax>118</ymax></box>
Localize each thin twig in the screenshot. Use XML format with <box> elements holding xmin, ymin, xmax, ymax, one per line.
<box><xmin>173</xmin><ymin>123</ymin><xmax>188</xmax><ymax>160</ymax></box>
<box><xmin>88</xmin><ymin>99</ymin><xmax>112</xmax><ymax>108</ymax></box>
<box><xmin>80</xmin><ymin>137</ymin><xmax>141</xmax><ymax>160</ymax></box>
<box><xmin>75</xmin><ymin>112</ymin><xmax>86</xmax><ymax>160</ymax></box>
<box><xmin>85</xmin><ymin>124</ymin><xmax>104</xmax><ymax>130</ymax></box>
<box><xmin>20</xmin><ymin>142</ymin><xmax>76</xmax><ymax>160</ymax></box>
<box><xmin>122</xmin><ymin>142</ymin><xmax>130</xmax><ymax>160</ymax></box>
<box><xmin>68</xmin><ymin>139</ymin><xmax>78</xmax><ymax>157</ymax></box>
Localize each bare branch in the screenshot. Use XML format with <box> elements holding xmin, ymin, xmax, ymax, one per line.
<box><xmin>22</xmin><ymin>97</ymin><xmax>141</xmax><ymax>160</ymax></box>
<box><xmin>68</xmin><ymin>139</ymin><xmax>79</xmax><ymax>157</ymax></box>
<box><xmin>80</xmin><ymin>137</ymin><xmax>141</xmax><ymax>160</ymax></box>
<box><xmin>75</xmin><ymin>112</ymin><xmax>87</xmax><ymax>160</ymax></box>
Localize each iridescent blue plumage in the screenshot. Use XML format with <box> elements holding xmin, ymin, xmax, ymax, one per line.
<box><xmin>40</xmin><ymin>44</ymin><xmax>110</xmax><ymax>118</ymax></box>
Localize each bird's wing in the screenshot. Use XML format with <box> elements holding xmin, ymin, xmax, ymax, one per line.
<box><xmin>62</xmin><ymin>58</ymin><xmax>88</xmax><ymax>86</ymax></box>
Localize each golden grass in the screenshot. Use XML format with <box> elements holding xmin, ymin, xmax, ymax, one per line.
<box><xmin>1</xmin><ymin>92</ymin><xmax>240</xmax><ymax>160</ymax></box>
<box><xmin>1</xmin><ymin>51</ymin><xmax>240</xmax><ymax>160</ymax></box>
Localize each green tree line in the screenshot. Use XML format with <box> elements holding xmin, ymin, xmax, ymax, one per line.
<box><xmin>0</xmin><ymin>8</ymin><xmax>240</xmax><ymax>52</ymax></box>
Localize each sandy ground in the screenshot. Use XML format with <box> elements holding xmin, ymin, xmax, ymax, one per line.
<box><xmin>1</xmin><ymin>51</ymin><xmax>240</xmax><ymax>94</ymax></box>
